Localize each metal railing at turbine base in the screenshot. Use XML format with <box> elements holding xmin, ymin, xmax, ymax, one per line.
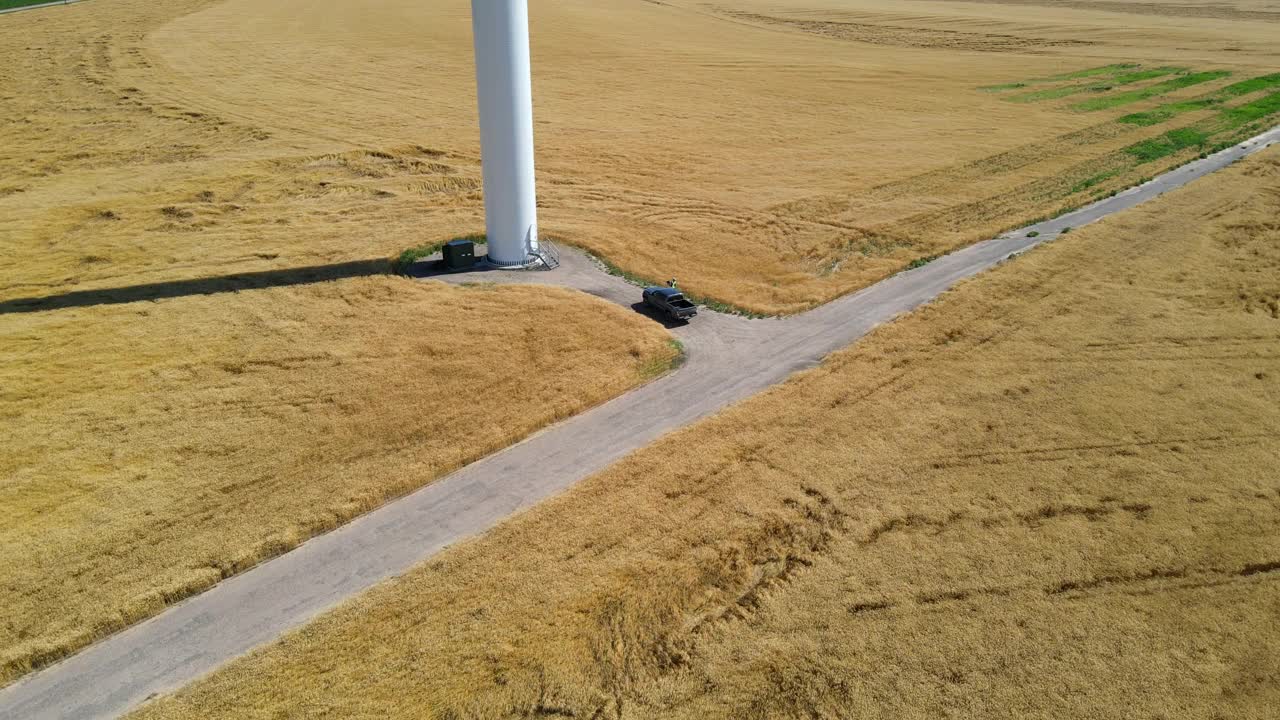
<box><xmin>527</xmin><ymin>238</ymin><xmax>560</xmax><ymax>270</ymax></box>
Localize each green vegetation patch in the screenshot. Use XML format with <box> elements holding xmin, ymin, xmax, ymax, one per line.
<box><xmin>1007</xmin><ymin>85</ymin><xmax>1092</xmax><ymax>103</ymax></box>
<box><xmin>1040</xmin><ymin>63</ymin><xmax>1140</xmax><ymax>83</ymax></box>
<box><xmin>393</xmin><ymin>233</ymin><xmax>485</xmax><ymax>274</ymax></box>
<box><xmin>636</xmin><ymin>339</ymin><xmax>685</xmax><ymax>380</ymax></box>
<box><xmin>978</xmin><ymin>82</ymin><xmax>1028</xmax><ymax>93</ymax></box>
<box><xmin>1020</xmin><ymin>73</ymin><xmax>1278</xmax><ymax>222</ymax></box>
<box><xmin>0</xmin><ymin>0</ymin><xmax>67</xmax><ymax>10</ymax></box>
<box><xmin>1216</xmin><ymin>72</ymin><xmax>1280</xmax><ymax>98</ymax></box>
<box><xmin>1072</xmin><ymin>71</ymin><xmax>1232</xmax><ymax>112</ymax></box>
<box><xmin>980</xmin><ymin>63</ymin><xmax>1138</xmax><ymax>93</ymax></box>
<box><xmin>1220</xmin><ymin>91</ymin><xmax>1280</xmax><ymax>129</ymax></box>
<box><xmin>1119</xmin><ymin>99</ymin><xmax>1220</xmax><ymax>126</ymax></box>
<box><xmin>1124</xmin><ymin>127</ymin><xmax>1211</xmax><ymax>163</ymax></box>
<box><xmin>1106</xmin><ymin>67</ymin><xmax>1187</xmax><ymax>86</ymax></box>
<box><xmin>1117</xmin><ymin>73</ymin><xmax>1280</xmax><ymax>126</ymax></box>
<box><xmin>1005</xmin><ymin>67</ymin><xmax>1184</xmax><ymax>104</ymax></box>
<box><xmin>905</xmin><ymin>255</ymin><xmax>940</xmax><ymax>270</ymax></box>
<box><xmin>1070</xmin><ymin>169</ymin><xmax>1123</xmax><ymax>193</ymax></box>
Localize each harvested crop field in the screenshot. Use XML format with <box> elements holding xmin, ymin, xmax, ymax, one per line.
<box><xmin>133</xmin><ymin>146</ymin><xmax>1280</xmax><ymax>719</ymax></box>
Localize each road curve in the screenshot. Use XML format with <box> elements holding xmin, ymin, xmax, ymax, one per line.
<box><xmin>2</xmin><ymin>126</ymin><xmax>1277</xmax><ymax>720</ymax></box>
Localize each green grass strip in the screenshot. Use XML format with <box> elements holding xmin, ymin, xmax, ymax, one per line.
<box><xmin>978</xmin><ymin>82</ymin><xmax>1028</xmax><ymax>93</ymax></box>
<box><xmin>1117</xmin><ymin>72</ymin><xmax>1280</xmax><ymax>126</ymax></box>
<box><xmin>393</xmin><ymin>233</ymin><xmax>484</xmax><ymax>274</ymax></box>
<box><xmin>979</xmin><ymin>63</ymin><xmax>1138</xmax><ymax>92</ymax></box>
<box><xmin>1006</xmin><ymin>85</ymin><xmax>1092</xmax><ymax>103</ymax></box>
<box><xmin>1039</xmin><ymin>63</ymin><xmax>1140</xmax><ymax>83</ymax></box>
<box><xmin>1124</xmin><ymin>127</ymin><xmax>1211</xmax><ymax>163</ymax></box>
<box><xmin>1118</xmin><ymin>99</ymin><xmax>1221</xmax><ymax>126</ymax></box>
<box><xmin>1070</xmin><ymin>169</ymin><xmax>1123</xmax><ymax>193</ymax></box>
<box><xmin>1106</xmin><ymin>67</ymin><xmax>1186</xmax><ymax>86</ymax></box>
<box><xmin>1220</xmin><ymin>91</ymin><xmax>1280</xmax><ymax>129</ymax></box>
<box><xmin>1072</xmin><ymin>70</ymin><xmax>1232</xmax><ymax>112</ymax></box>
<box><xmin>1119</xmin><ymin>87</ymin><xmax>1280</xmax><ymax>165</ymax></box>
<box><xmin>1216</xmin><ymin>72</ymin><xmax>1280</xmax><ymax>98</ymax></box>
<box><xmin>1005</xmin><ymin>67</ymin><xmax>1184</xmax><ymax>103</ymax></box>
<box><xmin>0</xmin><ymin>0</ymin><xmax>72</xmax><ymax>10</ymax></box>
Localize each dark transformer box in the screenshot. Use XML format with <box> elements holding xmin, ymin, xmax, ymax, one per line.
<box><xmin>442</xmin><ymin>238</ymin><xmax>477</xmax><ymax>270</ymax></box>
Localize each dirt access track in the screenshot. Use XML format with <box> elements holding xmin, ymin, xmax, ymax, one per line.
<box><xmin>1</xmin><ymin>126</ymin><xmax>1276</xmax><ymax>720</ymax></box>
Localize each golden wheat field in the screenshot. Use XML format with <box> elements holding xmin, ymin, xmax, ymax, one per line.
<box><xmin>113</xmin><ymin>0</ymin><xmax>1280</xmax><ymax>312</ymax></box>
<box><xmin>0</xmin><ymin>0</ymin><xmax>681</xmax><ymax>686</ymax></box>
<box><xmin>134</xmin><ymin>145</ymin><xmax>1280</xmax><ymax>719</ymax></box>
<box><xmin>0</xmin><ymin>278</ymin><xmax>678</xmax><ymax>686</ymax></box>
<box><xmin>2</xmin><ymin>0</ymin><xmax>1279</xmax><ymax>700</ymax></box>
<box><xmin>5</xmin><ymin>1</ymin><xmax>1279</xmax><ymax>313</ymax></box>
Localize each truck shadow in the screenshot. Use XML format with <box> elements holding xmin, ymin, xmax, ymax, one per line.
<box><xmin>630</xmin><ymin>302</ymin><xmax>691</xmax><ymax>329</ymax></box>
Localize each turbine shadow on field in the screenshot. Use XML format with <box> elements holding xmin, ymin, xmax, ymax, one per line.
<box><xmin>402</xmin><ymin>258</ymin><xmax>504</xmax><ymax>280</ymax></box>
<box><xmin>0</xmin><ymin>259</ymin><xmax>391</xmax><ymax>314</ymax></box>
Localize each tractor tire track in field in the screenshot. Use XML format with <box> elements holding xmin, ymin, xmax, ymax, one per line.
<box><xmin>1</xmin><ymin>126</ymin><xmax>1278</xmax><ymax>720</ymax></box>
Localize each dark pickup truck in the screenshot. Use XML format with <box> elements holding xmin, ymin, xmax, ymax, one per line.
<box><xmin>642</xmin><ymin>286</ymin><xmax>697</xmax><ymax>321</ymax></box>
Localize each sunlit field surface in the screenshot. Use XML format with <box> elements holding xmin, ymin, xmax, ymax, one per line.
<box><xmin>5</xmin><ymin>1</ymin><xmax>1279</xmax><ymax>314</ymax></box>
<box><xmin>99</xmin><ymin>0</ymin><xmax>1280</xmax><ymax>312</ymax></box>
<box><xmin>2</xmin><ymin>0</ymin><xmax>1277</xmax><ymax>694</ymax></box>
<box><xmin>136</xmin><ymin>146</ymin><xmax>1280</xmax><ymax>720</ymax></box>
<box><xmin>0</xmin><ymin>0</ymin><xmax>679</xmax><ymax>685</ymax></box>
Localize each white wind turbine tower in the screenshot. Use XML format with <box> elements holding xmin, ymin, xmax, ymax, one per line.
<box><xmin>470</xmin><ymin>0</ymin><xmax>540</xmax><ymax>266</ymax></box>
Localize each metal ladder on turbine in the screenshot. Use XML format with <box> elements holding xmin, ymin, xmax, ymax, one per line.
<box><xmin>527</xmin><ymin>239</ymin><xmax>561</xmax><ymax>270</ymax></box>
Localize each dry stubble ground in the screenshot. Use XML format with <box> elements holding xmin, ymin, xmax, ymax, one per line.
<box><xmin>135</xmin><ymin>147</ymin><xmax>1280</xmax><ymax>719</ymax></box>
<box><xmin>2</xmin><ymin>0</ymin><xmax>1280</xmax><ymax>697</ymax></box>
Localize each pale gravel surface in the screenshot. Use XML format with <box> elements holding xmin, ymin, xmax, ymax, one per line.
<box><xmin>1</xmin><ymin>125</ymin><xmax>1276</xmax><ymax>720</ymax></box>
